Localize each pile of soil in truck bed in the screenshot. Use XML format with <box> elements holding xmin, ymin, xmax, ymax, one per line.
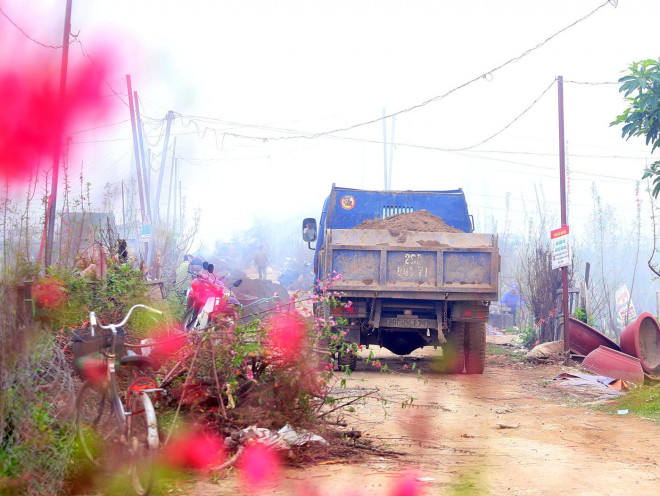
<box><xmin>354</xmin><ymin>209</ymin><xmax>464</xmax><ymax>233</ymax></box>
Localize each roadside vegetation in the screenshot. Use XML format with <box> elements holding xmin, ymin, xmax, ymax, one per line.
<box><xmin>602</xmin><ymin>385</ymin><xmax>660</xmax><ymax>423</ymax></box>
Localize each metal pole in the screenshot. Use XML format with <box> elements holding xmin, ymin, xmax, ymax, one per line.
<box><xmin>173</xmin><ymin>158</ymin><xmax>178</xmax><ymax>236</ymax></box>
<box><xmin>126</xmin><ymin>76</ymin><xmax>146</xmax><ymax>224</ymax></box>
<box><xmin>387</xmin><ymin>116</ymin><xmax>395</xmax><ymax>190</ymax></box>
<box><xmin>45</xmin><ymin>0</ymin><xmax>73</xmax><ymax>268</ymax></box>
<box><xmin>126</xmin><ymin>76</ymin><xmax>147</xmax><ymax>259</ymax></box>
<box><xmin>166</xmin><ymin>140</ymin><xmax>176</xmax><ymax>229</ymax></box>
<box><xmin>121</xmin><ymin>180</ymin><xmax>126</xmax><ymax>238</ymax></box>
<box><xmin>146</xmin><ymin>148</ymin><xmax>151</xmax><ymax>206</ymax></box>
<box><xmin>382</xmin><ymin>108</ymin><xmax>388</xmax><ymax>190</ymax></box>
<box><xmin>134</xmin><ymin>91</ymin><xmax>151</xmax><ymax>220</ymax></box>
<box><xmin>558</xmin><ymin>76</ymin><xmax>570</xmax><ymax>361</ymax></box>
<box><xmin>179</xmin><ymin>179</ymin><xmax>182</xmax><ymax>236</ymax></box>
<box><xmin>147</xmin><ymin>110</ymin><xmax>173</xmax><ymax>266</ymax></box>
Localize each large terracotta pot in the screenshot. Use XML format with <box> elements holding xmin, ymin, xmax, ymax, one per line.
<box><xmin>620</xmin><ymin>312</ymin><xmax>660</xmax><ymax>373</ymax></box>
<box><xmin>567</xmin><ymin>317</ymin><xmax>620</xmax><ymax>356</ymax></box>
<box><xmin>582</xmin><ymin>346</ymin><xmax>645</xmax><ymax>385</ymax></box>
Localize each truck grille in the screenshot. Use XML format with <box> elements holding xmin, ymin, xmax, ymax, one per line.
<box><xmin>382</xmin><ymin>206</ymin><xmax>413</xmax><ymax>218</ymax></box>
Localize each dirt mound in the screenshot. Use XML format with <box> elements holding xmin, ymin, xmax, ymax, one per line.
<box><xmin>354</xmin><ymin>209</ymin><xmax>464</xmax><ymax>233</ymax></box>
<box><xmin>233</xmin><ymin>277</ymin><xmax>290</xmax><ymax>321</ymax></box>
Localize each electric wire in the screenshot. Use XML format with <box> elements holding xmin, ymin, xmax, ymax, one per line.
<box><xmin>69</xmin><ymin>119</ymin><xmax>131</xmax><ymax>135</ymax></box>
<box><xmin>564</xmin><ymin>79</ymin><xmax>619</xmax><ymax>86</ymax></box>
<box><xmin>133</xmin><ymin>1</ymin><xmax>615</xmax><ymax>145</ymax></box>
<box><xmin>73</xmin><ymin>37</ymin><xmax>130</xmax><ymax>108</ymax></box>
<box><xmin>418</xmin><ymin>79</ymin><xmax>557</xmax><ymax>151</ymax></box>
<box><xmin>0</xmin><ymin>5</ymin><xmax>66</xmax><ymax>49</ymax></box>
<box><xmin>259</xmin><ymin>0</ymin><xmax>615</xmax><ymax>140</ymax></box>
<box><xmin>448</xmin><ymin>150</ymin><xmax>640</xmax><ymax>183</ymax></box>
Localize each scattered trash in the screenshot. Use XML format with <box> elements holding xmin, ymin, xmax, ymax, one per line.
<box><xmin>617</xmin><ymin>409</ymin><xmax>629</xmax><ymax>415</ymax></box>
<box><xmin>140</xmin><ymin>338</ymin><xmax>154</xmax><ymax>356</ymax></box>
<box><xmin>417</xmin><ymin>477</ymin><xmax>436</xmax><ymax>482</ymax></box>
<box><xmin>496</xmin><ymin>423</ymin><xmax>519</xmax><ymax>429</ymax></box>
<box><xmin>487</xmin><ymin>325</ymin><xmax>504</xmax><ymax>336</ymax></box>
<box><xmin>526</xmin><ymin>340</ymin><xmax>565</xmax><ymax>359</ymax></box>
<box><xmin>236</xmin><ymin>424</ymin><xmax>328</xmax><ymax>449</ymax></box>
<box><xmin>277</xmin><ymin>424</ymin><xmax>328</xmax><ymax>446</ymax></box>
<box><xmin>554</xmin><ymin>372</ymin><xmax>629</xmax><ymax>392</ymax></box>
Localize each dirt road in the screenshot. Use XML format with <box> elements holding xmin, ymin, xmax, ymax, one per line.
<box><xmin>190</xmin><ymin>342</ymin><xmax>659</xmax><ymax>496</ymax></box>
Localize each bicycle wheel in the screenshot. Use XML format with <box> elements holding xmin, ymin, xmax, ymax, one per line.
<box><xmin>75</xmin><ymin>380</ymin><xmax>121</xmax><ymax>466</ymax></box>
<box><xmin>127</xmin><ymin>391</ymin><xmax>159</xmax><ymax>496</ymax></box>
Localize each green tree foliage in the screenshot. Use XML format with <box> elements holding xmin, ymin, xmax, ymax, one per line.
<box><xmin>611</xmin><ymin>58</ymin><xmax>660</xmax><ymax>197</ymax></box>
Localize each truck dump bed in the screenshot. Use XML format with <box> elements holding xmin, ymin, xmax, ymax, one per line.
<box><xmin>323</xmin><ymin>228</ymin><xmax>499</xmax><ymax>301</ymax></box>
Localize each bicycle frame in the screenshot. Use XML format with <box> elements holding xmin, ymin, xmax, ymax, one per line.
<box><xmin>88</xmin><ymin>305</ymin><xmax>161</xmax><ymax>427</ymax></box>
<box><xmin>75</xmin><ymin>304</ymin><xmax>163</xmax><ymax>495</ymax></box>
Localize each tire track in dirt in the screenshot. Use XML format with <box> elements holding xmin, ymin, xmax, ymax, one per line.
<box><xmin>189</xmin><ymin>347</ymin><xmax>659</xmax><ymax>495</ymax></box>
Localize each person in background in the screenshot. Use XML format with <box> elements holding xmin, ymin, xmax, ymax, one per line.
<box><xmin>175</xmin><ymin>254</ymin><xmax>192</xmax><ymax>291</ymax></box>
<box><xmin>303</xmin><ymin>221</ymin><xmax>316</xmax><ymax>241</ymax></box>
<box><xmin>188</xmin><ymin>256</ymin><xmax>203</xmax><ymax>276</ymax></box>
<box><xmin>501</xmin><ymin>282</ymin><xmax>523</xmax><ymax>326</ymax></box>
<box><xmin>254</xmin><ymin>245</ymin><xmax>269</xmax><ymax>280</ymax></box>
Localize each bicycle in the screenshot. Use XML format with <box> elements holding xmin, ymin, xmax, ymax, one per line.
<box><xmin>73</xmin><ymin>304</ymin><xmax>163</xmax><ymax>496</ymax></box>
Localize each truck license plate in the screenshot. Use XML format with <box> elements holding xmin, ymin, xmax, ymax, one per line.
<box><xmin>380</xmin><ymin>317</ymin><xmax>437</xmax><ymax>329</ymax></box>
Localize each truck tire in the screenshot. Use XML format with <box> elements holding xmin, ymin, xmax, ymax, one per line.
<box><xmin>442</xmin><ymin>322</ymin><xmax>466</xmax><ymax>374</ymax></box>
<box><xmin>465</xmin><ymin>321</ymin><xmax>486</xmax><ymax>374</ymax></box>
<box><xmin>337</xmin><ymin>349</ymin><xmax>357</xmax><ymax>371</ymax></box>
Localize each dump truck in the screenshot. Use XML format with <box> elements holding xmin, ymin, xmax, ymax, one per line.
<box><xmin>302</xmin><ymin>185</ymin><xmax>499</xmax><ymax>374</ymax></box>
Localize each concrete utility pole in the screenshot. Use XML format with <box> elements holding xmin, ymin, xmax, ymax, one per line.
<box><xmin>166</xmin><ymin>150</ymin><xmax>176</xmax><ymax>229</ymax></box>
<box><xmin>178</xmin><ymin>178</ymin><xmax>182</xmax><ymax>236</ymax></box>
<box><xmin>382</xmin><ymin>109</ymin><xmax>388</xmax><ymax>190</ymax></box>
<box><xmin>126</xmin><ymin>78</ymin><xmax>146</xmax><ymax>220</ymax></box>
<box><xmin>387</xmin><ymin>116</ymin><xmax>396</xmax><ymax>190</ymax></box>
<box><xmin>557</xmin><ymin>75</ymin><xmax>570</xmax><ymax>362</ymax></box>
<box><xmin>381</xmin><ymin>109</ymin><xmax>396</xmax><ymax>190</ymax></box>
<box><xmin>134</xmin><ymin>92</ymin><xmax>151</xmax><ymax>220</ymax></box>
<box><xmin>147</xmin><ymin>111</ymin><xmax>173</xmax><ymax>266</ymax></box>
<box><xmin>45</xmin><ymin>0</ymin><xmax>73</xmax><ymax>268</ymax></box>
<box><xmin>121</xmin><ymin>180</ymin><xmax>126</xmax><ymax>238</ymax></box>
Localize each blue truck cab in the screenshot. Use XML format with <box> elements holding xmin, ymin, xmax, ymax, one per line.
<box><xmin>303</xmin><ymin>185</ymin><xmax>499</xmax><ymax>374</ymax></box>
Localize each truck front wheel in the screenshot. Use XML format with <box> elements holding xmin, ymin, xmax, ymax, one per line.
<box><xmin>465</xmin><ymin>321</ymin><xmax>486</xmax><ymax>374</ymax></box>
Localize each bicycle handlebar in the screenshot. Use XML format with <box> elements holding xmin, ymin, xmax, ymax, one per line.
<box><xmin>91</xmin><ymin>304</ymin><xmax>163</xmax><ymax>333</ymax></box>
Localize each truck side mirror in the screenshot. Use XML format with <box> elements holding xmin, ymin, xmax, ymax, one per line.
<box><xmin>302</xmin><ymin>218</ymin><xmax>317</xmax><ymax>243</ymax></box>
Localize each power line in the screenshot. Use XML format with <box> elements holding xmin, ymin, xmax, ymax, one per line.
<box><xmin>140</xmin><ymin>1</ymin><xmax>614</xmax><ymax>145</ymax></box>
<box><xmin>165</xmin><ymin>76</ymin><xmax>553</xmax><ymax>151</ymax></box>
<box><xmin>461</xmin><ymin>148</ymin><xmax>649</xmax><ymax>160</ymax></box>
<box><xmin>449</xmin><ymin>150</ymin><xmax>640</xmax><ymax>183</ymax></box>
<box><xmin>564</xmin><ymin>79</ymin><xmax>618</xmax><ymax>86</ymax></box>
<box><xmin>69</xmin><ymin>119</ymin><xmax>130</xmax><ymax>135</ymax></box>
<box><xmin>72</xmin><ymin>37</ymin><xmax>130</xmax><ymax>108</ymax></box>
<box><xmin>262</xmin><ymin>0</ymin><xmax>615</xmax><ymax>140</ymax></box>
<box><xmin>439</xmin><ymin>79</ymin><xmax>556</xmax><ymax>151</ymax></box>
<box><xmin>0</xmin><ymin>5</ymin><xmax>66</xmax><ymax>49</ymax></box>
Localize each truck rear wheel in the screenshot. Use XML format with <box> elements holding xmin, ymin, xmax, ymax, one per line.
<box><xmin>442</xmin><ymin>322</ymin><xmax>466</xmax><ymax>374</ymax></box>
<box><xmin>337</xmin><ymin>349</ymin><xmax>357</xmax><ymax>371</ymax></box>
<box><xmin>465</xmin><ymin>321</ymin><xmax>486</xmax><ymax>374</ymax></box>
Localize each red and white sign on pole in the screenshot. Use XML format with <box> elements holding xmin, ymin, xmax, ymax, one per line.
<box><xmin>551</xmin><ymin>226</ymin><xmax>570</xmax><ymax>270</ymax></box>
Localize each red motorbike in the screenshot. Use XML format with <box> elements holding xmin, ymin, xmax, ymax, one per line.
<box><xmin>182</xmin><ymin>263</ymin><xmax>242</xmax><ymax>333</ymax></box>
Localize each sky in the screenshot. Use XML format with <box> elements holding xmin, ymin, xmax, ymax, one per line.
<box><xmin>1</xmin><ymin>0</ymin><xmax>658</xmax><ymax>245</ymax></box>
